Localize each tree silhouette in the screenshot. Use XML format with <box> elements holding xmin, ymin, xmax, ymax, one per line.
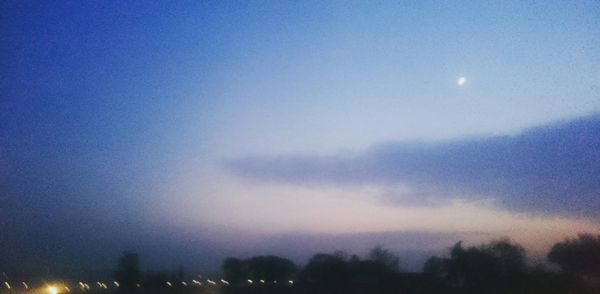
<box><xmin>245</xmin><ymin>255</ymin><xmax>297</xmax><ymax>282</ymax></box>
<box><xmin>220</xmin><ymin>255</ymin><xmax>297</xmax><ymax>287</ymax></box>
<box><xmin>422</xmin><ymin>256</ymin><xmax>447</xmax><ymax>278</ymax></box>
<box><xmin>299</xmin><ymin>253</ymin><xmax>353</xmax><ymax>294</ymax></box>
<box><xmin>223</xmin><ymin>257</ymin><xmax>244</xmax><ymax>285</ymax></box>
<box><xmin>368</xmin><ymin>246</ymin><xmax>400</xmax><ymax>272</ymax></box>
<box><xmin>548</xmin><ymin>234</ymin><xmax>600</xmax><ymax>277</ymax></box>
<box><xmin>300</xmin><ymin>253</ymin><xmax>350</xmax><ymax>283</ymax></box>
<box><xmin>171</xmin><ymin>265</ymin><xmax>185</xmax><ymax>292</ymax></box>
<box><xmin>424</xmin><ymin>239</ymin><xmax>528</xmax><ymax>294</ymax></box>
<box><xmin>297</xmin><ymin>248</ymin><xmax>402</xmax><ymax>294</ymax></box>
<box><xmin>108</xmin><ymin>237</ymin><xmax>600</xmax><ymax>294</ymax></box>
<box><xmin>115</xmin><ymin>252</ymin><xmax>140</xmax><ymax>293</ymax></box>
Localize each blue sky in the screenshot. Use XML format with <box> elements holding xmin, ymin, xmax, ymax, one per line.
<box><xmin>1</xmin><ymin>1</ymin><xmax>599</xmax><ymax>274</ymax></box>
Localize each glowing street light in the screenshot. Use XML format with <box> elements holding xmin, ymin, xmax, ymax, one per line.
<box><xmin>47</xmin><ymin>285</ymin><xmax>59</xmax><ymax>294</ymax></box>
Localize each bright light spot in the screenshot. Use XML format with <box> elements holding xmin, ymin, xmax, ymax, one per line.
<box><xmin>259</xmin><ymin>279</ymin><xmax>265</xmax><ymax>284</ymax></box>
<box><xmin>288</xmin><ymin>280</ymin><xmax>294</xmax><ymax>284</ymax></box>
<box><xmin>247</xmin><ymin>279</ymin><xmax>253</xmax><ymax>284</ymax></box>
<box><xmin>166</xmin><ymin>282</ymin><xmax>172</xmax><ymax>287</ymax></box>
<box><xmin>181</xmin><ymin>281</ymin><xmax>187</xmax><ymax>286</ymax></box>
<box><xmin>4</xmin><ymin>282</ymin><xmax>11</xmax><ymax>289</ymax></box>
<box><xmin>113</xmin><ymin>281</ymin><xmax>120</xmax><ymax>287</ymax></box>
<box><xmin>47</xmin><ymin>286</ymin><xmax>59</xmax><ymax>294</ymax></box>
<box><xmin>457</xmin><ymin>76</ymin><xmax>466</xmax><ymax>86</ymax></box>
<box><xmin>22</xmin><ymin>282</ymin><xmax>29</xmax><ymax>289</ymax></box>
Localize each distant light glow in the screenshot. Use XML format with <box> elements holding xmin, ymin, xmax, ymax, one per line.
<box><xmin>47</xmin><ymin>286</ymin><xmax>59</xmax><ymax>294</ymax></box>
<box><xmin>457</xmin><ymin>76</ymin><xmax>466</xmax><ymax>86</ymax></box>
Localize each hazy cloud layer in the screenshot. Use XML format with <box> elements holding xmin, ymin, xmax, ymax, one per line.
<box><xmin>226</xmin><ymin>114</ymin><xmax>600</xmax><ymax>217</ymax></box>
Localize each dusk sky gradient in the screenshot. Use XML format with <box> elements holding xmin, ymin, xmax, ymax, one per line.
<box><xmin>1</xmin><ymin>1</ymin><xmax>600</xmax><ymax>274</ymax></box>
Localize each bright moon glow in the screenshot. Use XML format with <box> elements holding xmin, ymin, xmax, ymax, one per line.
<box><xmin>457</xmin><ymin>77</ymin><xmax>466</xmax><ymax>86</ymax></box>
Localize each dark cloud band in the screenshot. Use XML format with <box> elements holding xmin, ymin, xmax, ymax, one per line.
<box><xmin>225</xmin><ymin>114</ymin><xmax>600</xmax><ymax>217</ymax></box>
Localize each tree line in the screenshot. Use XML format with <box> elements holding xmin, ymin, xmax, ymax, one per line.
<box><xmin>115</xmin><ymin>234</ymin><xmax>600</xmax><ymax>294</ymax></box>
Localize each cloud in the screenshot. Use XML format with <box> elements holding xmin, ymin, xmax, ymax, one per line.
<box><xmin>225</xmin><ymin>114</ymin><xmax>600</xmax><ymax>217</ymax></box>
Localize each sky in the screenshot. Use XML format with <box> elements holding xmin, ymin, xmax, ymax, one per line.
<box><xmin>1</xmin><ymin>1</ymin><xmax>600</xmax><ymax>275</ymax></box>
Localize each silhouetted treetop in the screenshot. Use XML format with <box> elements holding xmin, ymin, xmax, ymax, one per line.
<box><xmin>424</xmin><ymin>239</ymin><xmax>529</xmax><ymax>294</ymax></box>
<box><xmin>368</xmin><ymin>246</ymin><xmax>400</xmax><ymax>272</ymax></box>
<box><xmin>115</xmin><ymin>252</ymin><xmax>140</xmax><ymax>293</ymax></box>
<box><xmin>220</xmin><ymin>255</ymin><xmax>296</xmax><ymax>285</ymax></box>
<box><xmin>246</xmin><ymin>255</ymin><xmax>297</xmax><ymax>281</ymax></box>
<box><xmin>548</xmin><ymin>233</ymin><xmax>600</xmax><ymax>276</ymax></box>
<box><xmin>223</xmin><ymin>257</ymin><xmax>244</xmax><ymax>284</ymax></box>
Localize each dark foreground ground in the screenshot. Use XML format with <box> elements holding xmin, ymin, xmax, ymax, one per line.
<box><xmin>3</xmin><ymin>273</ymin><xmax>599</xmax><ymax>294</ymax></box>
